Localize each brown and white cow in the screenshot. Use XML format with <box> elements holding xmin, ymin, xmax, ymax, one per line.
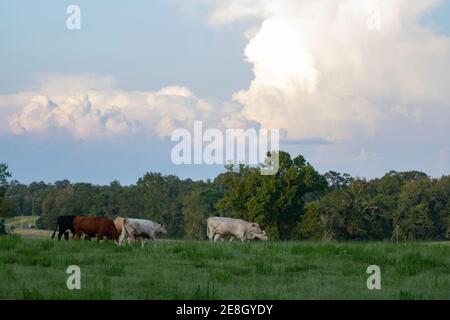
<box><xmin>73</xmin><ymin>216</ymin><xmax>119</xmax><ymax>242</ymax></box>
<box><xmin>113</xmin><ymin>217</ymin><xmax>125</xmax><ymax>235</ymax></box>
<box><xmin>119</xmin><ymin>218</ymin><xmax>167</xmax><ymax>248</ymax></box>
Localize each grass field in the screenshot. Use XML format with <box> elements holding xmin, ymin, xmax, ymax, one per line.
<box><xmin>0</xmin><ymin>235</ymin><xmax>449</xmax><ymax>300</ymax></box>
<box><xmin>10</xmin><ymin>228</ymin><xmax>53</xmax><ymax>239</ymax></box>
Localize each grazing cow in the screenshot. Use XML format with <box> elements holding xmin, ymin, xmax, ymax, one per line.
<box><xmin>73</xmin><ymin>216</ymin><xmax>119</xmax><ymax>242</ymax></box>
<box><xmin>206</xmin><ymin>217</ymin><xmax>268</xmax><ymax>243</ymax></box>
<box><xmin>51</xmin><ymin>215</ymin><xmax>79</xmax><ymax>240</ymax></box>
<box><xmin>119</xmin><ymin>218</ymin><xmax>167</xmax><ymax>248</ymax></box>
<box><xmin>114</xmin><ymin>217</ymin><xmax>142</xmax><ymax>243</ymax></box>
<box><xmin>114</xmin><ymin>217</ymin><xmax>125</xmax><ymax>235</ymax></box>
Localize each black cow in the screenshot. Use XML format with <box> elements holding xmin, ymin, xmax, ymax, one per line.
<box><xmin>51</xmin><ymin>215</ymin><xmax>78</xmax><ymax>240</ymax></box>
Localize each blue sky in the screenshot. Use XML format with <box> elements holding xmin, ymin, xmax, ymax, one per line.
<box><xmin>1</xmin><ymin>0</ymin><xmax>449</xmax><ymax>185</ymax></box>
<box><xmin>0</xmin><ymin>0</ymin><xmax>252</xmax><ymax>99</ymax></box>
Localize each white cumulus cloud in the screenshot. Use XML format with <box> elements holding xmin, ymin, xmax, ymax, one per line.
<box><xmin>8</xmin><ymin>94</ymin><xmax>134</xmax><ymax>139</ymax></box>
<box><xmin>2</xmin><ymin>0</ymin><xmax>450</xmax><ymax>145</ymax></box>
<box><xmin>2</xmin><ymin>74</ymin><xmax>252</xmax><ymax>140</ymax></box>
<box><xmin>209</xmin><ymin>0</ymin><xmax>450</xmax><ymax>141</ymax></box>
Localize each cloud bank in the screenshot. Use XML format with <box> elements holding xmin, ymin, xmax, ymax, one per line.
<box><xmin>1</xmin><ymin>0</ymin><xmax>450</xmax><ymax>144</ymax></box>
<box><xmin>210</xmin><ymin>0</ymin><xmax>450</xmax><ymax>141</ymax></box>
<box><xmin>1</xmin><ymin>75</ymin><xmax>252</xmax><ymax>139</ymax></box>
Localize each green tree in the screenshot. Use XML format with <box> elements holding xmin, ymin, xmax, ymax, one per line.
<box><xmin>0</xmin><ymin>163</ymin><xmax>13</xmax><ymax>218</ymax></box>
<box><xmin>324</xmin><ymin>171</ymin><xmax>353</xmax><ymax>190</ymax></box>
<box><xmin>217</xmin><ymin>151</ymin><xmax>327</xmax><ymax>240</ymax></box>
<box><xmin>298</xmin><ymin>202</ymin><xmax>325</xmax><ymax>240</ymax></box>
<box><xmin>393</xmin><ymin>178</ymin><xmax>435</xmax><ymax>241</ymax></box>
<box><xmin>137</xmin><ymin>173</ymin><xmax>190</xmax><ymax>237</ymax></box>
<box><xmin>182</xmin><ymin>187</ymin><xmax>222</xmax><ymax>240</ymax></box>
<box><xmin>429</xmin><ymin>176</ymin><xmax>450</xmax><ymax>239</ymax></box>
<box><xmin>40</xmin><ymin>185</ymin><xmax>74</xmax><ymax>229</ymax></box>
<box><xmin>299</xmin><ymin>179</ymin><xmax>391</xmax><ymax>240</ymax></box>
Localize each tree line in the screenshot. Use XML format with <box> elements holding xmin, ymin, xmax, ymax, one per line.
<box><xmin>1</xmin><ymin>151</ymin><xmax>449</xmax><ymax>241</ymax></box>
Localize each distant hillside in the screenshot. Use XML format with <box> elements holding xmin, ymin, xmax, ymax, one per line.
<box><xmin>5</xmin><ymin>216</ymin><xmax>40</xmax><ymax>229</ymax></box>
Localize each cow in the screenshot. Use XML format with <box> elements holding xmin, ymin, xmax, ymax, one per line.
<box><xmin>51</xmin><ymin>215</ymin><xmax>79</xmax><ymax>240</ymax></box>
<box><xmin>206</xmin><ymin>217</ymin><xmax>268</xmax><ymax>243</ymax></box>
<box><xmin>113</xmin><ymin>217</ymin><xmax>125</xmax><ymax>235</ymax></box>
<box><xmin>114</xmin><ymin>217</ymin><xmax>143</xmax><ymax>243</ymax></box>
<box><xmin>73</xmin><ymin>216</ymin><xmax>119</xmax><ymax>242</ymax></box>
<box><xmin>119</xmin><ymin>218</ymin><xmax>167</xmax><ymax>248</ymax></box>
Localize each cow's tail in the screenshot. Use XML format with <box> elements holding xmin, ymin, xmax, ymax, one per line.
<box><xmin>51</xmin><ymin>223</ymin><xmax>58</xmax><ymax>240</ymax></box>
<box><xmin>206</xmin><ymin>218</ymin><xmax>213</xmax><ymax>241</ymax></box>
<box><xmin>113</xmin><ymin>222</ymin><xmax>120</xmax><ymax>245</ymax></box>
<box><xmin>119</xmin><ymin>218</ymin><xmax>128</xmax><ymax>245</ymax></box>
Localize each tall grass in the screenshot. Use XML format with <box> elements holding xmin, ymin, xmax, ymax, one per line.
<box><xmin>0</xmin><ymin>236</ymin><xmax>449</xmax><ymax>299</ymax></box>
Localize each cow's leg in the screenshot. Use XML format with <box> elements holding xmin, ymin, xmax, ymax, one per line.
<box><xmin>109</xmin><ymin>234</ymin><xmax>118</xmax><ymax>244</ymax></box>
<box><xmin>64</xmin><ymin>231</ymin><xmax>70</xmax><ymax>241</ymax></box>
<box><xmin>236</xmin><ymin>231</ymin><xmax>246</xmax><ymax>242</ymax></box>
<box><xmin>119</xmin><ymin>230</ymin><xmax>126</xmax><ymax>245</ymax></box>
<box><xmin>127</xmin><ymin>233</ymin><xmax>135</xmax><ymax>245</ymax></box>
<box><xmin>121</xmin><ymin>223</ymin><xmax>133</xmax><ymax>246</ymax></box>
<box><xmin>213</xmin><ymin>233</ymin><xmax>221</xmax><ymax>243</ymax></box>
<box><xmin>229</xmin><ymin>236</ymin><xmax>235</xmax><ymax>242</ymax></box>
<box><xmin>118</xmin><ymin>234</ymin><xmax>125</xmax><ymax>245</ymax></box>
<box><xmin>51</xmin><ymin>224</ymin><xmax>58</xmax><ymax>240</ymax></box>
<box><xmin>57</xmin><ymin>228</ymin><xmax>65</xmax><ymax>240</ymax></box>
<box><xmin>207</xmin><ymin>225</ymin><xmax>214</xmax><ymax>241</ymax></box>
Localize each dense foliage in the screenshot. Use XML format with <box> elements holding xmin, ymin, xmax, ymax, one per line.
<box><xmin>1</xmin><ymin>152</ymin><xmax>449</xmax><ymax>241</ymax></box>
<box><xmin>0</xmin><ymin>164</ymin><xmax>12</xmax><ymax>220</ymax></box>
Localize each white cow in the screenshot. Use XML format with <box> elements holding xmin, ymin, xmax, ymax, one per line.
<box><xmin>119</xmin><ymin>218</ymin><xmax>167</xmax><ymax>248</ymax></box>
<box><xmin>206</xmin><ymin>217</ymin><xmax>268</xmax><ymax>243</ymax></box>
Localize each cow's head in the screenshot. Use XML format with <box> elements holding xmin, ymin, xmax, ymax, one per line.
<box><xmin>253</xmin><ymin>230</ymin><xmax>268</xmax><ymax>241</ymax></box>
<box><xmin>156</xmin><ymin>223</ymin><xmax>168</xmax><ymax>236</ymax></box>
<box><xmin>247</xmin><ymin>224</ymin><xmax>268</xmax><ymax>241</ymax></box>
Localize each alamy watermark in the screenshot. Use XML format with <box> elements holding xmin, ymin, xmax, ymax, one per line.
<box><xmin>366</xmin><ymin>265</ymin><xmax>381</xmax><ymax>290</ymax></box>
<box><xmin>366</xmin><ymin>5</ymin><xmax>382</xmax><ymax>30</ymax></box>
<box><xmin>66</xmin><ymin>265</ymin><xmax>81</xmax><ymax>290</ymax></box>
<box><xmin>66</xmin><ymin>5</ymin><xmax>81</xmax><ymax>30</ymax></box>
<box><xmin>171</xmin><ymin>121</ymin><xmax>280</xmax><ymax>175</ymax></box>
